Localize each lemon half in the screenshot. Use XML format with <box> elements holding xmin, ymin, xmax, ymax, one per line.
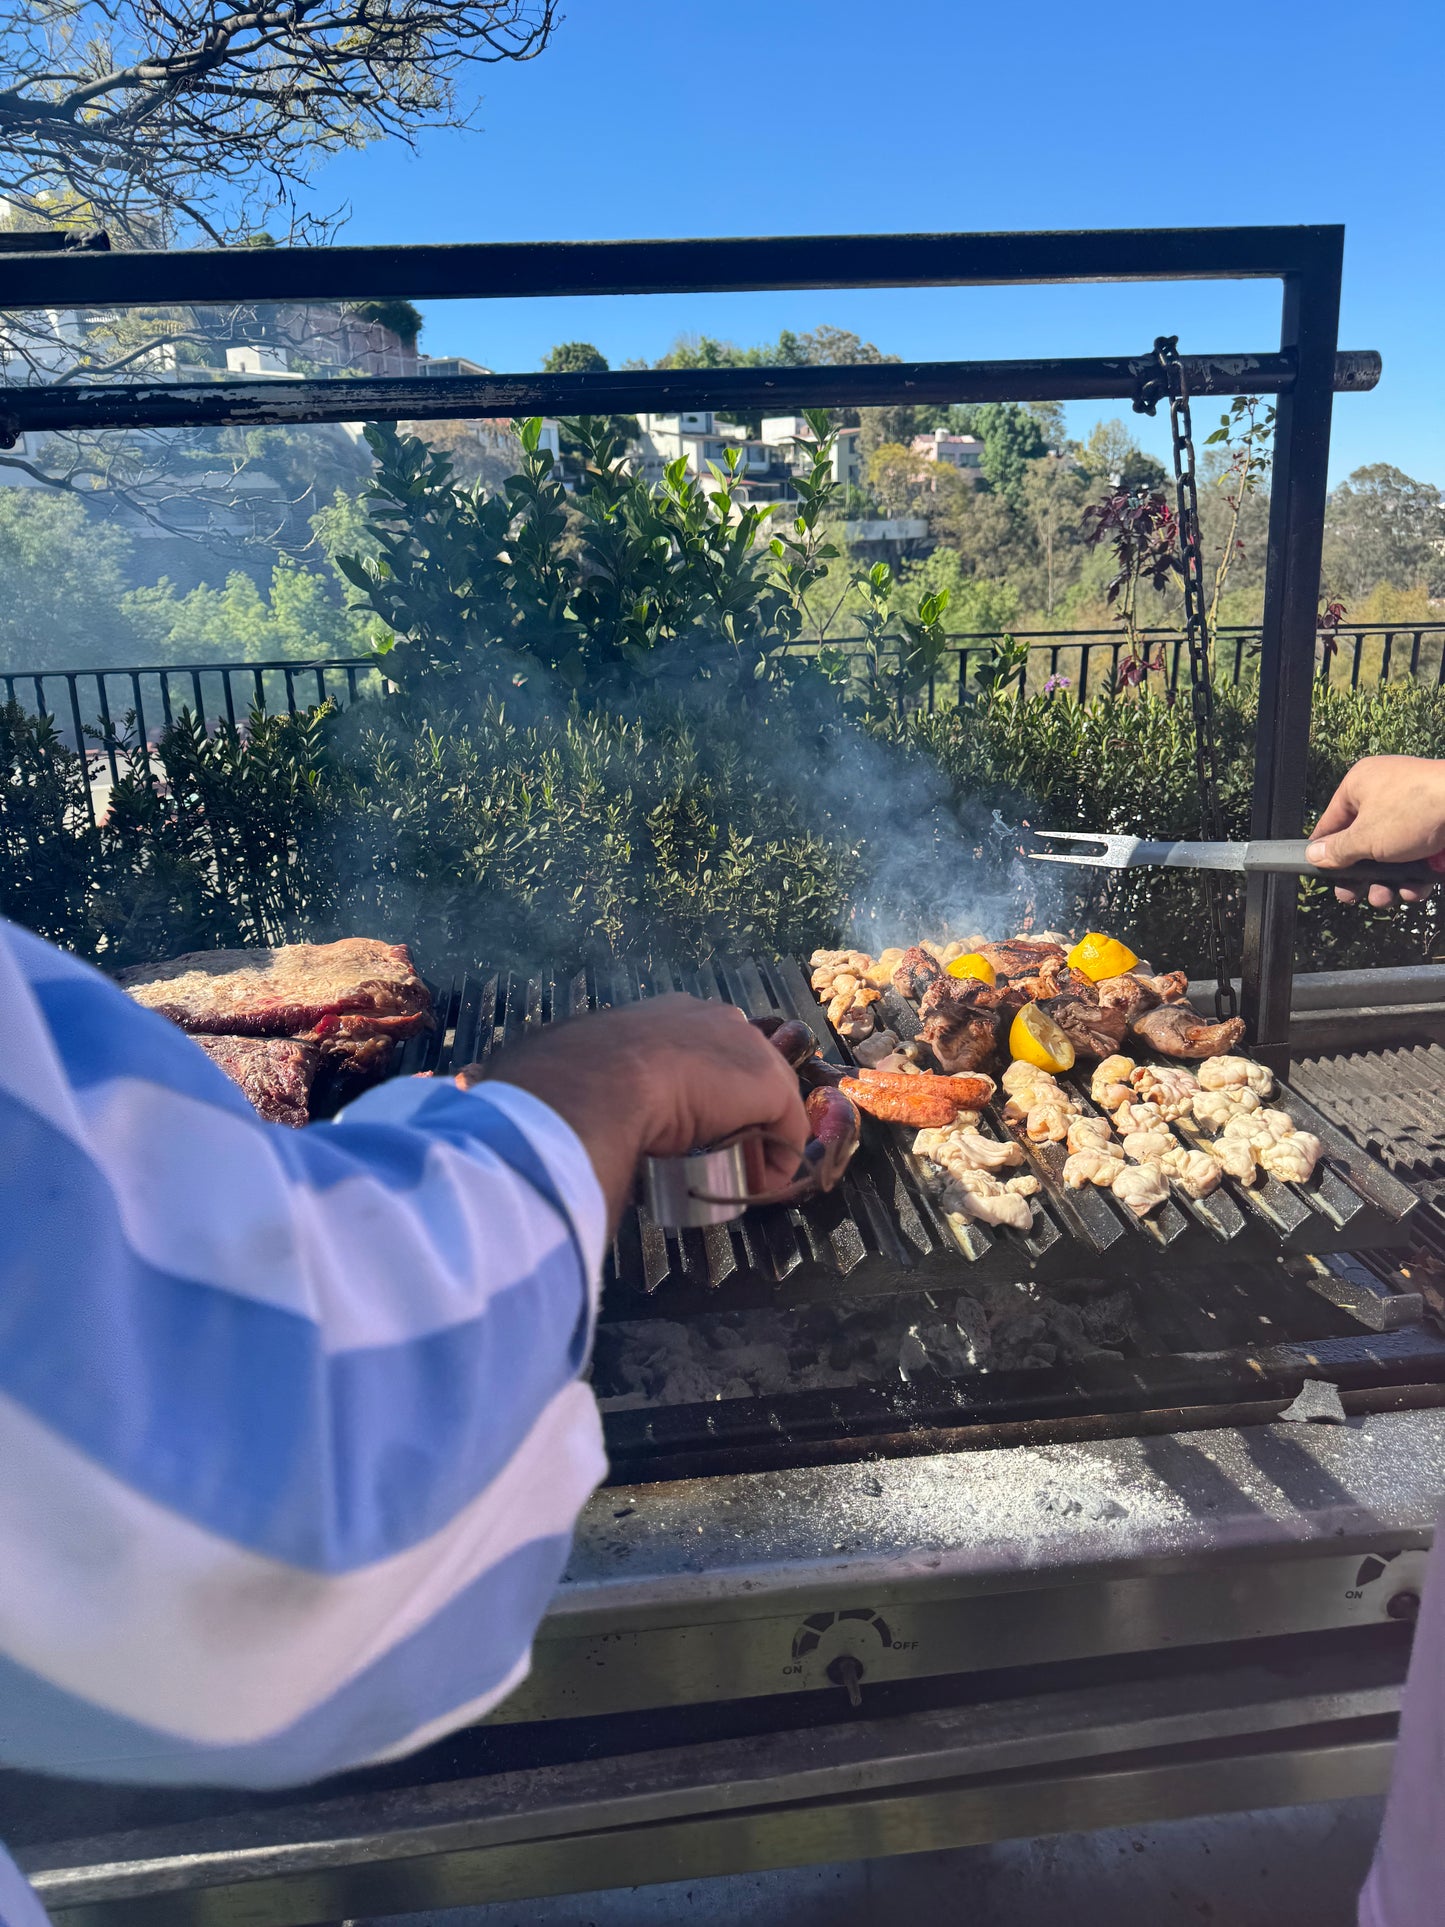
<box><xmin>1009</xmin><ymin>1003</ymin><xmax>1076</xmax><ymax>1074</ymax></box>
<box><xmin>946</xmin><ymin>951</ymin><xmax>997</xmax><ymax>985</ymax></box>
<box><xmin>1067</xmin><ymin>932</ymin><xmax>1139</xmax><ymax>983</ymax></box>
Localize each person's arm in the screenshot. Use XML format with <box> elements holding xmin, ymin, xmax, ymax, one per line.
<box><xmin>0</xmin><ymin>919</ymin><xmax>804</xmax><ymax>1789</ymax></box>
<box><xmin>1307</xmin><ymin>754</ymin><xmax>1445</xmax><ymax>906</ymax></box>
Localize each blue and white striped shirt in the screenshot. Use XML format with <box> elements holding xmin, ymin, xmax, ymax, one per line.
<box><xmin>0</xmin><ymin>916</ymin><xmax>608</xmax><ymax>1924</ymax></box>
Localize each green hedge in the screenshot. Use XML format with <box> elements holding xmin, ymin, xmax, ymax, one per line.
<box><xmin>4</xmin><ymin>673</ymin><xmax>1442</xmax><ymax>980</ymax></box>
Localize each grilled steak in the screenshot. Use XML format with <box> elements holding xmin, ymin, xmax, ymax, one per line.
<box><xmin>117</xmin><ymin>940</ymin><xmax>433</xmax><ymax>1072</ymax></box>
<box><xmin>195</xmin><ymin>1035</ymin><xmax>318</xmax><ymax>1127</ymax></box>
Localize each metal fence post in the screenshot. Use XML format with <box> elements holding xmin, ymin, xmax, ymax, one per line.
<box><xmin>1240</xmin><ymin>236</ymin><xmax>1343</xmax><ymax>1072</ymax></box>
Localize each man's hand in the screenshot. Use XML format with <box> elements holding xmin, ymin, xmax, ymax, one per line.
<box><xmin>1306</xmin><ymin>755</ymin><xmax>1445</xmax><ymax>907</ymax></box>
<box><xmin>459</xmin><ymin>995</ymin><xmax>812</xmax><ymax>1234</ymax></box>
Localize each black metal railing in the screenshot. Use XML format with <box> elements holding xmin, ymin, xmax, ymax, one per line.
<box><xmin>6</xmin><ymin>624</ymin><xmax>1444</xmax><ymax>820</ymax></box>
<box><xmin>0</xmin><ymin>657</ymin><xmax>377</xmax><ymax>824</ymax></box>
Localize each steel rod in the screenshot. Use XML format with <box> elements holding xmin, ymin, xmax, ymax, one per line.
<box><xmin>1241</xmin><ymin>245</ymin><xmax>1343</xmax><ymax>1072</ymax></box>
<box><xmin>0</xmin><ymin>223</ymin><xmax>1348</xmax><ymax>309</ymax></box>
<box><xmin>0</xmin><ymin>351</ymin><xmax>1381</xmax><ymax>441</ymax></box>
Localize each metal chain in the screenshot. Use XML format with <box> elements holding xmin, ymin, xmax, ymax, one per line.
<box><xmin>1136</xmin><ymin>334</ymin><xmax>1238</xmax><ymax>1021</ymax></box>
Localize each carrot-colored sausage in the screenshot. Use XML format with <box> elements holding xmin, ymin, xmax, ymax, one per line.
<box><xmin>855</xmin><ymin>1067</ymin><xmax>995</xmax><ymax>1108</ymax></box>
<box><xmin>840</xmin><ymin>1077</ymin><xmax>962</xmax><ymax>1127</ymax></box>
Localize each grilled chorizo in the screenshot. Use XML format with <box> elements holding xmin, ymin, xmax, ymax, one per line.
<box><xmin>797</xmin><ymin>1056</ymin><xmax>849</xmax><ymax>1090</ymax></box>
<box><xmin>856</xmin><ymin>1067</ymin><xmax>996</xmax><ymax>1108</ymax></box>
<box><xmin>804</xmin><ymin>1085</ymin><xmax>860</xmax><ymax>1190</ymax></box>
<box><xmin>766</xmin><ymin>1018</ymin><xmax>820</xmax><ymax>1068</ymax></box>
<box><xmin>840</xmin><ymin>1077</ymin><xmax>962</xmax><ymax>1127</ymax></box>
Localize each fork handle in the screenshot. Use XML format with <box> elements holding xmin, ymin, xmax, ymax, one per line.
<box><xmin>1247</xmin><ymin>839</ymin><xmax>1440</xmax><ymax>886</ymax></box>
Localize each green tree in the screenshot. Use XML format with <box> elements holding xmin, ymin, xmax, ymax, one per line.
<box><xmin>349</xmin><ymin>300</ymin><xmax>424</xmax><ymax>350</ymax></box>
<box><xmin>541</xmin><ymin>344</ymin><xmax>636</xmax><ymax>482</ymax></box>
<box><xmin>124</xmin><ymin>562</ymin><xmax>371</xmax><ymax>663</ymax></box>
<box><xmin>971</xmin><ymin>403</ymin><xmax>1050</xmax><ymax>513</ymax></box>
<box><xmin>1022</xmin><ymin>454</ymin><xmax>1088</xmax><ymax>615</ymax></box>
<box><xmin>1323</xmin><ymin>464</ymin><xmax>1445</xmax><ymax>601</ymax></box>
<box><xmin>0</xmin><ymin>491</ymin><xmax>139</xmax><ymax>666</ymax></box>
<box><xmin>1079</xmin><ymin>418</ymin><xmax>1168</xmax><ymax>493</ymax></box>
<box><xmin>544</xmin><ymin>341</ymin><xmax>609</xmax><ymax>374</ymax></box>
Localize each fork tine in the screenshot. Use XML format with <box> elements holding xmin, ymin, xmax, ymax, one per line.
<box><xmin>1026</xmin><ymin>829</ymin><xmax>1130</xmax><ymax>868</ymax></box>
<box><xmin>1028</xmin><ymin>850</ymin><xmax>1111</xmax><ymax>867</ymax></box>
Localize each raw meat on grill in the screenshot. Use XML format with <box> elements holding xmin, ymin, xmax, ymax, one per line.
<box><xmin>118</xmin><ymin>939</ymin><xmax>434</xmax><ymax>1080</ymax></box>
<box><xmin>118</xmin><ymin>939</ymin><xmax>432</xmax><ymax>1038</ymax></box>
<box><xmin>195</xmin><ymin>1036</ymin><xmax>318</xmax><ymax>1128</ymax></box>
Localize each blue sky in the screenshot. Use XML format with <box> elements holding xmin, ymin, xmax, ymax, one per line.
<box><xmin>316</xmin><ymin>0</ymin><xmax>1443</xmax><ymax>486</ymax></box>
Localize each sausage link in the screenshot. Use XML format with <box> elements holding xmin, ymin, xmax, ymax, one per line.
<box><xmin>840</xmin><ymin>1077</ymin><xmax>962</xmax><ymax>1127</ymax></box>
<box><xmin>804</xmin><ymin>1085</ymin><xmax>860</xmax><ymax>1190</ymax></box>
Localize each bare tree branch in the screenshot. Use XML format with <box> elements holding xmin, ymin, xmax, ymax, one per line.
<box><xmin>0</xmin><ymin>0</ymin><xmax>558</xmax><ymax>534</ymax></box>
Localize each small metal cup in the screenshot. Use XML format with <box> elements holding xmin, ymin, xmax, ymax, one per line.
<box><xmin>640</xmin><ymin>1130</ymin><xmax>807</xmax><ymax>1228</ymax></box>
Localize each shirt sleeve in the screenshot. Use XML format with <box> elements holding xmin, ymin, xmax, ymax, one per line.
<box><xmin>0</xmin><ymin>918</ymin><xmax>609</xmax><ymax>1788</ymax></box>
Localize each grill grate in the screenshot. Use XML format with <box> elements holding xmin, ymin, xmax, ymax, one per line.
<box><xmin>398</xmin><ymin>954</ymin><xmax>1420</xmax><ymax>1314</ymax></box>
<box><xmin>1292</xmin><ymin>1045</ymin><xmax>1445</xmax><ymax>1183</ymax></box>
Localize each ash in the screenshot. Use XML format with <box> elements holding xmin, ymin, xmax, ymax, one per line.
<box><xmin>593</xmin><ymin>1280</ymin><xmax>1138</xmax><ymax>1411</ymax></box>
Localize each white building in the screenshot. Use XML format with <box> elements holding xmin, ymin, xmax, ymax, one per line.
<box><xmin>761</xmin><ymin>416</ymin><xmax>862</xmax><ymax>489</ymax></box>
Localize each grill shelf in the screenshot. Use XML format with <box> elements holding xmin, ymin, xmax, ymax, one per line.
<box><xmin>397</xmin><ymin>953</ymin><xmax>1421</xmax><ymax>1316</ymax></box>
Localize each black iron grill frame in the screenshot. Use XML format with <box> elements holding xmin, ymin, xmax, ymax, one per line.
<box><xmin>3</xmin><ymin>221</ymin><xmax>1358</xmax><ymax>1056</ymax></box>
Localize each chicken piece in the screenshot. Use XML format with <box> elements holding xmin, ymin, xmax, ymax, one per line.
<box><xmin>1191</xmin><ymin>1086</ymin><xmax>1261</xmax><ymax>1131</ymax></box>
<box><xmin>1140</xmin><ymin>970</ymin><xmax>1190</xmax><ymax>1004</ymax></box>
<box><xmin>1196</xmin><ymin>1055</ymin><xmax>1276</xmax><ymax>1098</ymax></box>
<box><xmin>919</xmin><ymin>974</ymin><xmax>1025</xmax><ymax>1020</ymax></box>
<box><xmin>1067</xmin><ymin>1115</ymin><xmax>1115</xmax><ymax>1155</ymax></box>
<box><xmin>891</xmin><ymin>944</ymin><xmax>945</xmax><ymax>1000</ymax></box>
<box><xmin>1095</xmin><ymin>974</ymin><xmax>1158</xmax><ymax>1019</ymax></box>
<box><xmin>809</xmin><ymin>948</ymin><xmax>850</xmax><ymax>972</ymax></box>
<box><xmin>1005</xmin><ymin>1173</ymin><xmax>1041</xmax><ymax>1197</ymax></box>
<box><xmin>874</xmin><ymin>1052</ymin><xmax>921</xmax><ymax>1074</ymax></box>
<box><xmin>940</xmin><ymin>1171</ymin><xmax>1034</xmax><ymax>1232</ymax></box>
<box><xmin>1122</xmin><ymin>1127</ymin><xmax>1177</xmax><ymax>1165</ymax></box>
<box><xmin>1090</xmin><ymin>1054</ymin><xmax>1138</xmax><ymax>1110</ymax></box>
<box><xmin>1130</xmin><ymin>1063</ymin><xmax>1199</xmax><ymax>1123</ymax></box>
<box><xmin>1063</xmin><ymin>1148</ymin><xmax>1126</xmax><ymax>1189</ymax></box>
<box><xmin>1042</xmin><ymin>993</ymin><xmax>1129</xmax><ymax>1060</ymax></box>
<box><xmin>1222</xmin><ymin>1106</ymin><xmax>1298</xmax><ymax>1150</ymax></box>
<box><xmin>1158</xmin><ymin>1146</ymin><xmax>1223</xmax><ymax>1198</ymax></box>
<box><xmin>919</xmin><ymin>1009</ymin><xmax>1000</xmax><ymax>1075</ymax></box>
<box><xmin>971</xmin><ymin>938</ymin><xmax>1067</xmax><ymax>979</ymax></box>
<box><xmin>1130</xmin><ymin>1002</ymin><xmax>1247</xmax><ymax>1059</ymax></box>
<box><xmin>1213</xmin><ymin>1136</ymin><xmax>1261</xmax><ymax>1185</ymax></box>
<box><xmin>852</xmin><ymin>1027</ymin><xmax>900</xmax><ymax>1067</ymax></box>
<box><xmin>1113</xmin><ymin>1099</ymin><xmax>1164</xmax><ymax>1136</ymax></box>
<box><xmin>1111</xmin><ymin>1162</ymin><xmax>1170</xmax><ymax>1217</ymax></box>
<box><xmin>1006</xmin><ymin>955</ymin><xmax>1072</xmax><ymax>1000</ymax></box>
<box><xmin>1259</xmin><ymin>1131</ymin><xmax>1323</xmax><ymax>1184</ymax></box>
<box><xmin>1025</xmin><ymin>1100</ymin><xmax>1075</xmax><ymax>1143</ymax></box>
<box><xmin>1002</xmin><ymin>1059</ymin><xmax>1060</xmax><ymax>1097</ymax></box>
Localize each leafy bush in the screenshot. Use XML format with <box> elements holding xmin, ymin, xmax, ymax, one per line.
<box><xmin>4</xmin><ymin>411</ymin><xmax>1443</xmax><ymax>990</ymax></box>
